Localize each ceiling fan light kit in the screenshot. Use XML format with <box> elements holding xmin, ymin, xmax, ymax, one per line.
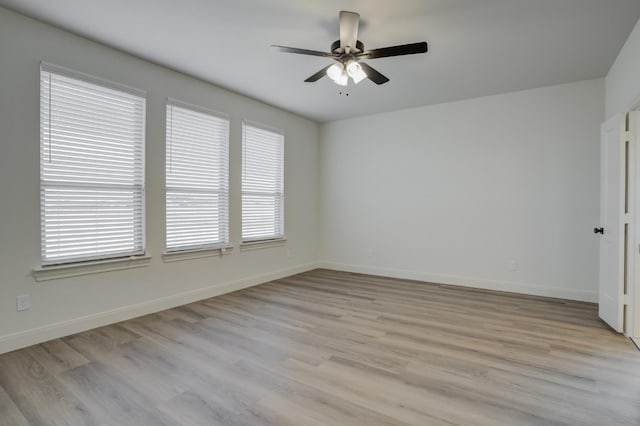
<box><xmin>326</xmin><ymin>61</ymin><xmax>366</xmax><ymax>86</ymax></box>
<box><xmin>346</xmin><ymin>61</ymin><xmax>367</xmax><ymax>84</ymax></box>
<box><xmin>327</xmin><ymin>63</ymin><xmax>348</xmax><ymax>86</ymax></box>
<box><xmin>272</xmin><ymin>11</ymin><xmax>428</xmax><ymax>86</ymax></box>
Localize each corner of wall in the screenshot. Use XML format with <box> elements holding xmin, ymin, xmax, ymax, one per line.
<box><xmin>605</xmin><ymin>17</ymin><xmax>640</xmax><ymax>118</ymax></box>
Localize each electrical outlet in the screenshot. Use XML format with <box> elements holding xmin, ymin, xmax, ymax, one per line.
<box><xmin>509</xmin><ymin>260</ymin><xmax>518</xmax><ymax>271</ymax></box>
<box><xmin>367</xmin><ymin>248</ymin><xmax>373</xmax><ymax>257</ymax></box>
<box><xmin>16</xmin><ymin>295</ymin><xmax>31</xmax><ymax>312</ymax></box>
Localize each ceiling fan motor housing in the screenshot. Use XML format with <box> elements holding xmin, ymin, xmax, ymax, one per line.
<box><xmin>331</xmin><ymin>39</ymin><xmax>364</xmax><ymax>55</ymax></box>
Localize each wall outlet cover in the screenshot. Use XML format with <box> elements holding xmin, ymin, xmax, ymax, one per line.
<box><xmin>16</xmin><ymin>294</ymin><xmax>31</xmax><ymax>312</ymax></box>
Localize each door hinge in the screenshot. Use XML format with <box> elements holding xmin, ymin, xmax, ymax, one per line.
<box><xmin>623</xmin><ymin>294</ymin><xmax>631</xmax><ymax>305</ymax></box>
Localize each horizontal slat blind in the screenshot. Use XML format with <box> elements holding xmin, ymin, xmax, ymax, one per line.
<box><xmin>40</xmin><ymin>65</ymin><xmax>145</xmax><ymax>264</ymax></box>
<box><xmin>242</xmin><ymin>123</ymin><xmax>284</xmax><ymax>241</ymax></box>
<box><xmin>166</xmin><ymin>103</ymin><xmax>229</xmax><ymax>251</ymax></box>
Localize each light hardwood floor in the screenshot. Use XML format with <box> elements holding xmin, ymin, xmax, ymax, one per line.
<box><xmin>1</xmin><ymin>269</ymin><xmax>639</xmax><ymax>425</ymax></box>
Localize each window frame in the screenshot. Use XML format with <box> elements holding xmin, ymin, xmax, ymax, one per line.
<box><xmin>241</xmin><ymin>120</ymin><xmax>285</xmax><ymax>243</ymax></box>
<box><xmin>164</xmin><ymin>99</ymin><xmax>230</xmax><ymax>253</ymax></box>
<box><xmin>39</xmin><ymin>62</ymin><xmax>147</xmax><ymax>266</ymax></box>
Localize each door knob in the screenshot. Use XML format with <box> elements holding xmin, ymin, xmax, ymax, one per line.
<box><xmin>594</xmin><ymin>227</ymin><xmax>604</xmax><ymax>234</ymax></box>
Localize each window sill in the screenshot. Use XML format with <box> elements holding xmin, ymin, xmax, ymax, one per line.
<box><xmin>162</xmin><ymin>245</ymin><xmax>233</xmax><ymax>263</ymax></box>
<box><xmin>239</xmin><ymin>238</ymin><xmax>287</xmax><ymax>251</ymax></box>
<box><xmin>33</xmin><ymin>255</ymin><xmax>152</xmax><ymax>282</ymax></box>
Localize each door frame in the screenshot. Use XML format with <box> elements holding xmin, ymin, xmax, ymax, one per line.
<box><xmin>632</xmin><ymin>107</ymin><xmax>640</xmax><ymax>338</ymax></box>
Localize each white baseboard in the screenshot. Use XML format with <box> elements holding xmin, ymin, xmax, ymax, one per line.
<box><xmin>1</xmin><ymin>261</ymin><xmax>597</xmax><ymax>354</ymax></box>
<box><xmin>318</xmin><ymin>261</ymin><xmax>598</xmax><ymax>303</ymax></box>
<box><xmin>0</xmin><ymin>262</ymin><xmax>319</xmax><ymax>355</ymax></box>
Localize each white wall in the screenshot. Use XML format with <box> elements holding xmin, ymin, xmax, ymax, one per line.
<box><xmin>606</xmin><ymin>18</ymin><xmax>640</xmax><ymax>117</ymax></box>
<box><xmin>320</xmin><ymin>79</ymin><xmax>604</xmax><ymax>302</ymax></box>
<box><xmin>0</xmin><ymin>7</ymin><xmax>320</xmax><ymax>353</ymax></box>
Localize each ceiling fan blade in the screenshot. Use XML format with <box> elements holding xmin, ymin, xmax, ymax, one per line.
<box><xmin>304</xmin><ymin>65</ymin><xmax>332</xmax><ymax>82</ymax></box>
<box><xmin>339</xmin><ymin>11</ymin><xmax>360</xmax><ymax>51</ymax></box>
<box><xmin>359</xmin><ymin>62</ymin><xmax>390</xmax><ymax>85</ymax></box>
<box><xmin>271</xmin><ymin>45</ymin><xmax>334</xmax><ymax>57</ymax></box>
<box><xmin>358</xmin><ymin>42</ymin><xmax>428</xmax><ymax>59</ymax></box>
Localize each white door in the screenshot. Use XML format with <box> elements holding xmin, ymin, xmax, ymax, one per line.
<box><xmin>598</xmin><ymin>114</ymin><xmax>626</xmax><ymax>332</ymax></box>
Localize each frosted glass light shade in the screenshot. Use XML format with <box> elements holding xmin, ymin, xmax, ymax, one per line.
<box><xmin>327</xmin><ymin>63</ymin><xmax>349</xmax><ymax>86</ymax></box>
<box><xmin>327</xmin><ymin>63</ymin><xmax>344</xmax><ymax>81</ymax></box>
<box><xmin>346</xmin><ymin>61</ymin><xmax>367</xmax><ymax>84</ymax></box>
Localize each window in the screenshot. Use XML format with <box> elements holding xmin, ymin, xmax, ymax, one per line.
<box><xmin>242</xmin><ymin>123</ymin><xmax>284</xmax><ymax>242</ymax></box>
<box><xmin>165</xmin><ymin>102</ymin><xmax>229</xmax><ymax>251</ymax></box>
<box><xmin>40</xmin><ymin>63</ymin><xmax>145</xmax><ymax>265</ymax></box>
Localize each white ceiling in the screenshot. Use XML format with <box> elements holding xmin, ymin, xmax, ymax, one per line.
<box><xmin>2</xmin><ymin>0</ymin><xmax>640</xmax><ymax>122</ymax></box>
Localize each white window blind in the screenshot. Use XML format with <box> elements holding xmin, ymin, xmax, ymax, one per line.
<box><xmin>40</xmin><ymin>64</ymin><xmax>146</xmax><ymax>265</ymax></box>
<box><xmin>166</xmin><ymin>102</ymin><xmax>229</xmax><ymax>251</ymax></box>
<box><xmin>242</xmin><ymin>123</ymin><xmax>284</xmax><ymax>241</ymax></box>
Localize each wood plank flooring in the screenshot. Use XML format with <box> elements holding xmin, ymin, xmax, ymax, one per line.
<box><xmin>1</xmin><ymin>269</ymin><xmax>639</xmax><ymax>425</ymax></box>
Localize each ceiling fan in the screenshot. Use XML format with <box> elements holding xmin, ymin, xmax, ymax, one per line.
<box><xmin>271</xmin><ymin>11</ymin><xmax>428</xmax><ymax>86</ymax></box>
